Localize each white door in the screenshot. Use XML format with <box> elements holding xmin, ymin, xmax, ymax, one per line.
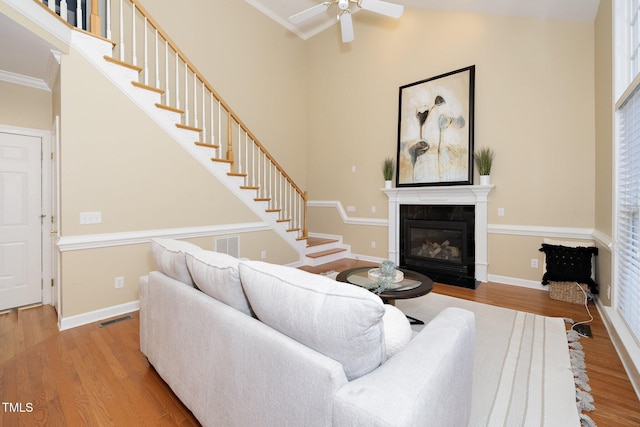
<box><xmin>0</xmin><ymin>131</ymin><xmax>42</xmax><ymax>310</ymax></box>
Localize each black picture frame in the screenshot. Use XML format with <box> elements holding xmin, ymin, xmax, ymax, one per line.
<box><xmin>396</xmin><ymin>66</ymin><xmax>475</xmax><ymax>187</ymax></box>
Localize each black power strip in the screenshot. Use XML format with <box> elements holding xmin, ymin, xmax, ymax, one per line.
<box><xmin>573</xmin><ymin>324</ymin><xmax>593</xmax><ymax>338</ymax></box>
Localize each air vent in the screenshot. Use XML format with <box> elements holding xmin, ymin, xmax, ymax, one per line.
<box><xmin>99</xmin><ymin>315</ymin><xmax>133</xmax><ymax>328</ymax></box>
<box><xmin>215</xmin><ymin>236</ymin><xmax>239</xmax><ymax>258</ymax></box>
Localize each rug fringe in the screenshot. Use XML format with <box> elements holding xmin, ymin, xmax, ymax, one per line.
<box><xmin>567</xmin><ymin>330</ymin><xmax>597</xmax><ymax>427</ymax></box>
<box><xmin>580</xmin><ymin>413</ymin><xmax>597</xmax><ymax>427</ymax></box>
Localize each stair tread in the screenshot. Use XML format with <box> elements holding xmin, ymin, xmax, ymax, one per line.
<box><xmin>307</xmin><ymin>237</ymin><xmax>339</xmax><ymax>248</ymax></box>
<box><xmin>307</xmin><ymin>248</ymin><xmax>347</xmax><ymax>258</ymax></box>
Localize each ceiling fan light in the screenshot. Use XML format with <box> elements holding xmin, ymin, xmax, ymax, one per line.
<box><xmin>339</xmin><ymin>10</ymin><xmax>355</xmax><ymax>43</ymax></box>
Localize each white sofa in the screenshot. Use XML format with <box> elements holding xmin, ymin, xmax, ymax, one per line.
<box><xmin>139</xmin><ymin>239</ymin><xmax>475</xmax><ymax>427</ymax></box>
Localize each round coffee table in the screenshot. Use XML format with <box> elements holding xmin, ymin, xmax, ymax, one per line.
<box><xmin>336</xmin><ymin>267</ymin><xmax>433</xmax><ymax>324</ymax></box>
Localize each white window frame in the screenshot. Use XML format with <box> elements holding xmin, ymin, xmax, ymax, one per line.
<box><xmin>612</xmin><ymin>0</ymin><xmax>640</xmax><ymax>378</ymax></box>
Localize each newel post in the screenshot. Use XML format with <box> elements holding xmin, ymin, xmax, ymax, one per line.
<box><xmin>90</xmin><ymin>0</ymin><xmax>101</xmax><ymax>36</ymax></box>
<box><xmin>302</xmin><ymin>191</ymin><xmax>308</xmax><ymax>239</ymax></box>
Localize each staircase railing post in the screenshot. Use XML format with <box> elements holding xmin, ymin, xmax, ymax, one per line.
<box><xmin>90</xmin><ymin>0</ymin><xmax>101</xmax><ymax>36</ymax></box>
<box><xmin>302</xmin><ymin>191</ymin><xmax>308</xmax><ymax>239</ymax></box>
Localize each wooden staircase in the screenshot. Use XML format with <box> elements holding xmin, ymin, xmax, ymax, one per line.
<box><xmin>304</xmin><ymin>235</ymin><xmax>350</xmax><ymax>266</ymax></box>
<box><xmin>36</xmin><ymin>0</ymin><xmax>310</xmax><ymax>258</ymax></box>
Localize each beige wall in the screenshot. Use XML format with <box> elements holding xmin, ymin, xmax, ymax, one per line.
<box><xmin>61</xmin><ymin>231</ymin><xmax>296</xmax><ymax>317</ymax></box>
<box><xmin>594</xmin><ymin>0</ymin><xmax>613</xmax><ymax>305</ymax></box>
<box><xmin>52</xmin><ymin>0</ymin><xmax>305</xmax><ymax>317</ymax></box>
<box><xmin>3</xmin><ymin>2</ymin><xmax>612</xmax><ymax>317</ymax></box>
<box><xmin>305</xmin><ymin>9</ymin><xmax>596</xmax><ymax>282</ymax></box>
<box><xmin>0</xmin><ymin>81</ymin><xmax>52</xmax><ymax>130</ymax></box>
<box><xmin>137</xmin><ymin>0</ymin><xmax>308</xmax><ymax>187</ymax></box>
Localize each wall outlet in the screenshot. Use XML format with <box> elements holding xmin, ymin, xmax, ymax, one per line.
<box><xmin>371</xmin><ymin>241</ymin><xmax>376</xmax><ymax>249</ymax></box>
<box><xmin>115</xmin><ymin>276</ymin><xmax>124</xmax><ymax>289</ymax></box>
<box><xmin>530</xmin><ymin>259</ymin><xmax>539</xmax><ymax>269</ymax></box>
<box><xmin>371</xmin><ymin>206</ymin><xmax>376</xmax><ymax>213</ymax></box>
<box><xmin>347</xmin><ymin>205</ymin><xmax>356</xmax><ymax>212</ymax></box>
<box><xmin>261</xmin><ymin>250</ymin><xmax>267</xmax><ymax>260</ymax></box>
<box><xmin>498</xmin><ymin>208</ymin><xmax>505</xmax><ymax>217</ymax></box>
<box><xmin>80</xmin><ymin>211</ymin><xmax>102</xmax><ymax>224</ymax></box>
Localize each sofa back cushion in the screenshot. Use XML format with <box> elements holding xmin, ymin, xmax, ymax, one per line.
<box><xmin>239</xmin><ymin>261</ymin><xmax>386</xmax><ymax>380</ymax></box>
<box><xmin>185</xmin><ymin>250</ymin><xmax>252</xmax><ymax>316</ymax></box>
<box><xmin>150</xmin><ymin>238</ymin><xmax>201</xmax><ymax>286</ymax></box>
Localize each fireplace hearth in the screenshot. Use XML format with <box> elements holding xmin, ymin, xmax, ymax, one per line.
<box><xmin>400</xmin><ymin>205</ymin><xmax>477</xmax><ymax>288</ymax></box>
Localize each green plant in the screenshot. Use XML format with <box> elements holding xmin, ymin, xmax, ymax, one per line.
<box><xmin>474</xmin><ymin>147</ymin><xmax>495</xmax><ymax>175</ymax></box>
<box><xmin>382</xmin><ymin>157</ymin><xmax>394</xmax><ymax>180</ymax></box>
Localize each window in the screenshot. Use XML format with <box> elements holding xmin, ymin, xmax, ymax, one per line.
<box><xmin>615</xmin><ymin>0</ymin><xmax>640</xmax><ymax>343</ymax></box>
<box><xmin>616</xmin><ymin>86</ymin><xmax>640</xmax><ymax>340</ymax></box>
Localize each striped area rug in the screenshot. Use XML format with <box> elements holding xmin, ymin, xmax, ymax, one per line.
<box><xmin>397</xmin><ymin>293</ymin><xmax>583</xmax><ymax>427</ymax></box>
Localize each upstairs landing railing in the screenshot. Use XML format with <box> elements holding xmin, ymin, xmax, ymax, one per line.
<box><xmin>38</xmin><ymin>0</ymin><xmax>308</xmax><ymax>241</ymax></box>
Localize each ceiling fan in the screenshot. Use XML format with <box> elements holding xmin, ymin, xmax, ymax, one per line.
<box><xmin>289</xmin><ymin>0</ymin><xmax>404</xmax><ymax>43</ymax></box>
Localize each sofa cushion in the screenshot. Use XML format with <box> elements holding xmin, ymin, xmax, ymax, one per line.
<box><xmin>150</xmin><ymin>238</ymin><xmax>201</xmax><ymax>286</ymax></box>
<box><xmin>382</xmin><ymin>304</ymin><xmax>412</xmax><ymax>359</ymax></box>
<box><xmin>239</xmin><ymin>261</ymin><xmax>386</xmax><ymax>380</ymax></box>
<box><xmin>185</xmin><ymin>250</ymin><xmax>252</xmax><ymax>316</ymax></box>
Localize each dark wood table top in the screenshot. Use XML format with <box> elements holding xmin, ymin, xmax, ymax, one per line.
<box><xmin>336</xmin><ymin>266</ymin><xmax>433</xmax><ymax>301</ymax></box>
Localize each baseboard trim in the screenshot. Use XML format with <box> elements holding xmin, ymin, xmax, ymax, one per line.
<box><xmin>487</xmin><ymin>274</ymin><xmax>546</xmax><ymax>290</ymax></box>
<box><xmin>59</xmin><ymin>300</ymin><xmax>139</xmax><ymax>331</ymax></box>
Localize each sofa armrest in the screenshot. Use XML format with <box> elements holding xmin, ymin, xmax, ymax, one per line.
<box><xmin>333</xmin><ymin>307</ymin><xmax>475</xmax><ymax>427</ymax></box>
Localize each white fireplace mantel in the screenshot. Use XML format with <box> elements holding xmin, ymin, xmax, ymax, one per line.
<box><xmin>383</xmin><ymin>185</ymin><xmax>495</xmax><ymax>283</ymax></box>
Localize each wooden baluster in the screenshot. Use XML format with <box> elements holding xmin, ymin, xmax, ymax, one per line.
<box><xmin>143</xmin><ymin>17</ymin><xmax>148</xmax><ymax>85</ymax></box>
<box><xmin>106</xmin><ymin>0</ymin><xmax>112</xmax><ymax>39</ymax></box>
<box><xmin>47</xmin><ymin>0</ymin><xmax>55</xmax><ymax>13</ymax></box>
<box><xmin>165</xmin><ymin>41</ymin><xmax>170</xmax><ymax>103</ymax></box>
<box><xmin>201</xmin><ymin>82</ymin><xmax>206</xmax><ymax>138</ymax></box>
<box><xmin>60</xmin><ymin>0</ymin><xmax>68</xmax><ymax>23</ymax></box>
<box><xmin>90</xmin><ymin>0</ymin><xmax>100</xmax><ymax>36</ymax></box>
<box><xmin>76</xmin><ymin>0</ymin><xmax>83</xmax><ymax>29</ymax></box>
<box><xmin>131</xmin><ymin>3</ymin><xmax>137</xmax><ymax>65</ymax></box>
<box><xmin>184</xmin><ymin>62</ymin><xmax>188</xmax><ymax>124</ymax></box>
<box><xmin>119</xmin><ymin>0</ymin><xmax>124</xmax><ymax>61</ymax></box>
<box><xmin>175</xmin><ymin>55</ymin><xmax>180</xmax><ymax>109</ymax></box>
<box><xmin>193</xmin><ymin>75</ymin><xmax>198</xmax><ymax>127</ymax></box>
<box><xmin>155</xmin><ymin>29</ymin><xmax>160</xmax><ymax>88</ymax></box>
<box><xmin>227</xmin><ymin>115</ymin><xmax>234</xmax><ymax>172</ymax></box>
<box><xmin>210</xmin><ymin>95</ymin><xmax>215</xmax><ymax>150</ymax></box>
<box><xmin>237</xmin><ymin>125</ymin><xmax>242</xmax><ymax>174</ymax></box>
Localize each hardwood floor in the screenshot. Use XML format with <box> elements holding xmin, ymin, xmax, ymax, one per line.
<box><xmin>1</xmin><ymin>259</ymin><xmax>639</xmax><ymax>426</ymax></box>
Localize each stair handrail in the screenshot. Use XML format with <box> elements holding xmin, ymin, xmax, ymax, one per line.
<box><xmin>35</xmin><ymin>0</ymin><xmax>308</xmax><ymax>240</ymax></box>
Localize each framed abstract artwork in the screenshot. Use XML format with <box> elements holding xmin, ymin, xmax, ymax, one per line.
<box><xmin>396</xmin><ymin>66</ymin><xmax>475</xmax><ymax>187</ymax></box>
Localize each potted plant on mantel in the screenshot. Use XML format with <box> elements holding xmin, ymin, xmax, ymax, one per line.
<box><xmin>383</xmin><ymin>157</ymin><xmax>394</xmax><ymax>189</ymax></box>
<box><xmin>474</xmin><ymin>147</ymin><xmax>495</xmax><ymax>185</ymax></box>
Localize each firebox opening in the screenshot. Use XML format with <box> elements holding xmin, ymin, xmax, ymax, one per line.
<box><xmin>399</xmin><ymin>205</ymin><xmax>477</xmax><ymax>289</ymax></box>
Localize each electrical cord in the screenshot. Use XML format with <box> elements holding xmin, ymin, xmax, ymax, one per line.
<box><xmin>571</xmin><ymin>281</ymin><xmax>594</xmax><ymax>337</ymax></box>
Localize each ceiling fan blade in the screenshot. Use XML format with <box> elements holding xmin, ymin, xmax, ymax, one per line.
<box><xmin>340</xmin><ymin>11</ymin><xmax>355</xmax><ymax>43</ymax></box>
<box><xmin>358</xmin><ymin>0</ymin><xmax>404</xmax><ymax>18</ymax></box>
<box><xmin>289</xmin><ymin>3</ymin><xmax>331</xmax><ymax>24</ymax></box>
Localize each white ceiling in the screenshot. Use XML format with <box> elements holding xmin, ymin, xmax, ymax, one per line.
<box><xmin>0</xmin><ymin>13</ymin><xmax>59</xmax><ymax>89</ymax></box>
<box><xmin>246</xmin><ymin>0</ymin><xmax>600</xmax><ymax>40</ymax></box>
<box><xmin>0</xmin><ymin>0</ymin><xmax>600</xmax><ymax>88</ymax></box>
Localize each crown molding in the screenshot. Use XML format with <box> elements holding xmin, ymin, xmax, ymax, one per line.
<box><xmin>0</xmin><ymin>69</ymin><xmax>50</xmax><ymax>91</ymax></box>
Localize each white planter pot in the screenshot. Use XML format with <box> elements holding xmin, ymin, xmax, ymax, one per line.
<box><xmin>479</xmin><ymin>175</ymin><xmax>491</xmax><ymax>186</ymax></box>
<box><xmin>384</xmin><ymin>180</ymin><xmax>393</xmax><ymax>189</ymax></box>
